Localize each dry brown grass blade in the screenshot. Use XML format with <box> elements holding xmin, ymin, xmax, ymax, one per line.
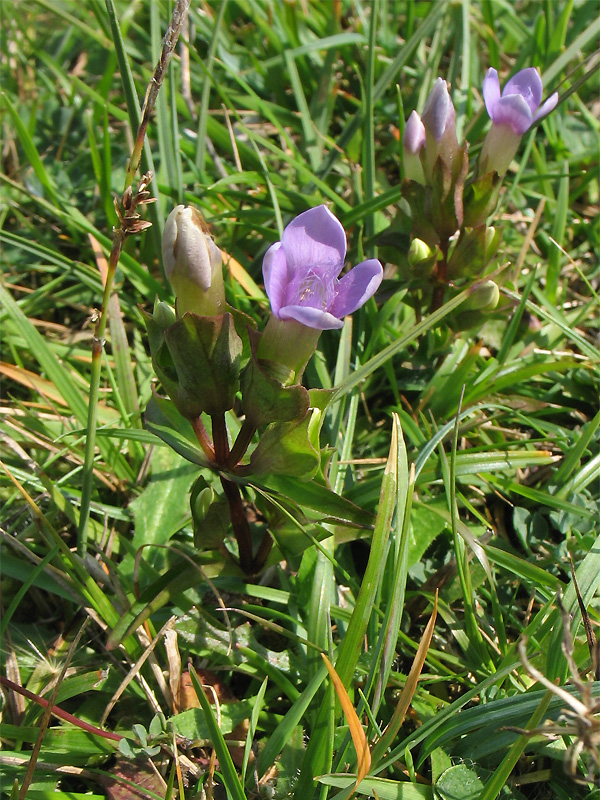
<box><xmin>370</xmin><ymin>591</ymin><xmax>438</xmax><ymax>765</ymax></box>
<box><xmin>321</xmin><ymin>653</ymin><xmax>371</xmax><ymax>797</ymax></box>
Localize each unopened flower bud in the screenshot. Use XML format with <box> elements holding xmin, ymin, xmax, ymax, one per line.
<box><xmin>408</xmin><ymin>238</ymin><xmax>433</xmax><ymax>266</ymax></box>
<box><xmin>162</xmin><ymin>205</ymin><xmax>225</xmax><ymax>317</ymax></box>
<box><xmin>152</xmin><ymin>299</ymin><xmax>177</xmax><ymax>330</ymax></box>
<box><xmin>421</xmin><ymin>78</ymin><xmax>460</xmax><ymax>178</ymax></box>
<box><xmin>402</xmin><ymin>111</ymin><xmax>426</xmax><ymax>184</ymax></box>
<box><xmin>464</xmin><ymin>280</ymin><xmax>500</xmax><ymax>312</ymax></box>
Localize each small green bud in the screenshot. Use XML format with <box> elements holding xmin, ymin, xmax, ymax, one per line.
<box><xmin>408</xmin><ymin>238</ymin><xmax>433</xmax><ymax>266</ymax></box>
<box><xmin>191</xmin><ymin>476</ymin><xmax>214</xmax><ymax>526</ymax></box>
<box><xmin>464</xmin><ymin>280</ymin><xmax>500</xmax><ymax>312</ymax></box>
<box><xmin>152</xmin><ymin>300</ymin><xmax>177</xmax><ymax>330</ymax></box>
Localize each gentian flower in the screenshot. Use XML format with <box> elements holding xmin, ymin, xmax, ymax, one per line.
<box><xmin>258</xmin><ymin>206</ymin><xmax>383</xmax><ymax>381</ymax></box>
<box><xmin>420</xmin><ymin>78</ymin><xmax>460</xmax><ymax>177</ymax></box>
<box><xmin>162</xmin><ymin>205</ymin><xmax>225</xmax><ymax>317</ymax></box>
<box><xmin>480</xmin><ymin>67</ymin><xmax>558</xmax><ymax>175</ymax></box>
<box><xmin>403</xmin><ymin>111</ymin><xmax>426</xmax><ymax>184</ymax></box>
<box><xmin>262</xmin><ymin>206</ymin><xmax>383</xmax><ymax>331</ymax></box>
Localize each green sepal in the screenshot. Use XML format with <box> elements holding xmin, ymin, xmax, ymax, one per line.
<box><xmin>463</xmin><ymin>170</ymin><xmax>502</xmax><ymax>227</ymax></box>
<box><xmin>191</xmin><ymin>476</ymin><xmax>230</xmax><ymax>549</ymax></box>
<box><xmin>164</xmin><ymin>311</ymin><xmax>242</xmax><ymax>417</ymax></box>
<box><xmin>143</xmin><ymin>306</ymin><xmax>180</xmax><ymax>401</ymax></box>
<box><xmin>308</xmin><ymin>387</ymin><xmax>335</xmax><ymax>412</ymax></box>
<box><xmin>145</xmin><ymin>393</ymin><xmax>211</xmax><ymax>468</ymax></box>
<box><xmin>249</xmin><ymin>412</ymin><xmax>320</xmax><ymax>479</ymax></box>
<box><xmin>427</xmin><ymin>142</ymin><xmax>469</xmax><ymax>241</ymax></box>
<box><xmin>240</xmin><ymin>328</ymin><xmax>310</xmax><ymax>427</ymax></box>
<box><xmin>446</xmin><ymin>225</ymin><xmax>496</xmax><ymax>280</ymax></box>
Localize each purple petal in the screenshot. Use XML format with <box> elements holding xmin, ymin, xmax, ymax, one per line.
<box><xmin>422</xmin><ymin>78</ymin><xmax>451</xmax><ymax>141</ymax></box>
<box><xmin>483</xmin><ymin>68</ymin><xmax>501</xmax><ymax>119</ymax></box>
<box><xmin>532</xmin><ymin>91</ymin><xmax>558</xmax><ymax>124</ymax></box>
<box><xmin>281</xmin><ymin>205</ymin><xmax>346</xmax><ymax>278</ymax></box>
<box><xmin>279</xmin><ymin>304</ymin><xmax>344</xmax><ymax>330</ymax></box>
<box><xmin>403</xmin><ymin>111</ymin><xmax>426</xmax><ymax>154</ymax></box>
<box><xmin>262</xmin><ymin>242</ymin><xmax>288</xmax><ymax>316</ymax></box>
<box><xmin>491</xmin><ymin>94</ymin><xmax>533</xmax><ymax>135</ymax></box>
<box><xmin>503</xmin><ymin>68</ymin><xmax>543</xmax><ymax>112</ymax></box>
<box><xmin>329</xmin><ymin>259</ymin><xmax>383</xmax><ymax>319</ymax></box>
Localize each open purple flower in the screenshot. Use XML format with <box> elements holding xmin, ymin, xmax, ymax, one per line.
<box><xmin>483</xmin><ymin>67</ymin><xmax>558</xmax><ymax>135</ymax></box>
<box><xmin>263</xmin><ymin>206</ymin><xmax>383</xmax><ymax>331</ymax></box>
<box><xmin>480</xmin><ymin>68</ymin><xmax>557</xmax><ymax>176</ymax></box>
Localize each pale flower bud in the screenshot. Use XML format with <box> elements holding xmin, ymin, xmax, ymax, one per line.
<box><xmin>402</xmin><ymin>111</ymin><xmax>426</xmax><ymax>184</ymax></box>
<box><xmin>421</xmin><ymin>78</ymin><xmax>460</xmax><ymax>178</ymax></box>
<box><xmin>162</xmin><ymin>205</ymin><xmax>225</xmax><ymax>317</ymax></box>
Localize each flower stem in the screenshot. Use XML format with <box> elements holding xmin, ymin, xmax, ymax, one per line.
<box><xmin>78</xmin><ymin>229</ymin><xmax>126</xmax><ymax>555</ymax></box>
<box><xmin>219</xmin><ymin>477</ymin><xmax>254</xmax><ymax>574</ymax></box>
<box><xmin>190</xmin><ymin>416</ymin><xmax>216</xmax><ymax>462</ymax></box>
<box><xmin>211</xmin><ymin>414</ymin><xmax>229</xmax><ymax>464</ymax></box>
<box><xmin>226</xmin><ymin>419</ymin><xmax>256</xmax><ymax>468</ymax></box>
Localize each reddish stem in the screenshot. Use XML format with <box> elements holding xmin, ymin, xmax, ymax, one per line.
<box><xmin>211</xmin><ymin>414</ymin><xmax>229</xmax><ymax>465</ymax></box>
<box><xmin>0</xmin><ymin>674</ymin><xmax>122</xmax><ymax>743</ymax></box>
<box><xmin>190</xmin><ymin>416</ymin><xmax>216</xmax><ymax>462</ymax></box>
<box><xmin>220</xmin><ymin>477</ymin><xmax>254</xmax><ymax>574</ymax></box>
<box><xmin>226</xmin><ymin>419</ymin><xmax>257</xmax><ymax>469</ymax></box>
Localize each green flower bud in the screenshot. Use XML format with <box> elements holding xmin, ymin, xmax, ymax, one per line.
<box><xmin>464</xmin><ymin>280</ymin><xmax>500</xmax><ymax>312</ymax></box>
<box><xmin>152</xmin><ymin>299</ymin><xmax>177</xmax><ymax>330</ymax></box>
<box><xmin>408</xmin><ymin>238</ymin><xmax>433</xmax><ymax>266</ymax></box>
<box><xmin>162</xmin><ymin>205</ymin><xmax>225</xmax><ymax>317</ymax></box>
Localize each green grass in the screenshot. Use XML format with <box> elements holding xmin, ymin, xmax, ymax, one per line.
<box><xmin>1</xmin><ymin>1</ymin><xmax>599</xmax><ymax>799</ymax></box>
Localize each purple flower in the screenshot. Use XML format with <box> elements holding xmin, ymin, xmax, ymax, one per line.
<box><xmin>483</xmin><ymin>67</ymin><xmax>558</xmax><ymax>135</ymax></box>
<box><xmin>263</xmin><ymin>206</ymin><xmax>383</xmax><ymax>330</ymax></box>
<box><xmin>480</xmin><ymin>68</ymin><xmax>558</xmax><ymax>176</ymax></box>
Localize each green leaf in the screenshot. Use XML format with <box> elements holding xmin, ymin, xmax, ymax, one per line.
<box><xmin>144</xmin><ymin>394</ymin><xmax>212</xmax><ymax>468</ymax></box>
<box><xmin>258</xmin><ymin>475</ymin><xmax>373</xmax><ymax>528</ymax></box>
<box><xmin>250</xmin><ymin>412</ymin><xmax>320</xmax><ymax>479</ymax></box>
<box><xmin>317</xmin><ymin>775</ymin><xmax>433</xmax><ymax>800</ymax></box>
<box><xmin>130</xmin><ymin>446</ymin><xmax>198</xmax><ymax>551</ymax></box>
<box><xmin>187</xmin><ymin>667</ymin><xmax>248</xmax><ymax>800</ymax></box>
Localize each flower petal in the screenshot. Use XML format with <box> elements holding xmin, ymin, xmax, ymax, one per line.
<box><xmin>281</xmin><ymin>205</ymin><xmax>346</xmax><ymax>279</ymax></box>
<box><xmin>421</xmin><ymin>78</ymin><xmax>451</xmax><ymax>142</ymax></box>
<box><xmin>491</xmin><ymin>94</ymin><xmax>533</xmax><ymax>135</ymax></box>
<box><xmin>482</xmin><ymin>68</ymin><xmax>501</xmax><ymax>119</ymax></box>
<box><xmin>503</xmin><ymin>68</ymin><xmax>543</xmax><ymax>112</ymax></box>
<box><xmin>532</xmin><ymin>91</ymin><xmax>558</xmax><ymax>124</ymax></box>
<box><xmin>278</xmin><ymin>304</ymin><xmax>344</xmax><ymax>330</ymax></box>
<box><xmin>403</xmin><ymin>111</ymin><xmax>426</xmax><ymax>154</ymax></box>
<box><xmin>329</xmin><ymin>259</ymin><xmax>383</xmax><ymax>319</ymax></box>
<box><xmin>262</xmin><ymin>242</ymin><xmax>288</xmax><ymax>316</ymax></box>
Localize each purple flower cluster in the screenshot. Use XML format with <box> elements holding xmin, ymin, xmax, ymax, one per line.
<box><xmin>403</xmin><ymin>67</ymin><xmax>558</xmax><ymax>179</ymax></box>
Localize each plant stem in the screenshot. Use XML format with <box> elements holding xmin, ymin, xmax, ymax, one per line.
<box><xmin>191</xmin><ymin>416</ymin><xmax>216</xmax><ymax>462</ymax></box>
<box><xmin>211</xmin><ymin>414</ymin><xmax>229</xmax><ymax>464</ymax></box>
<box><xmin>78</xmin><ymin>230</ymin><xmax>126</xmax><ymax>555</ymax></box>
<box><xmin>0</xmin><ymin>674</ymin><xmax>122</xmax><ymax>743</ymax></box>
<box><xmin>226</xmin><ymin>419</ymin><xmax>256</xmax><ymax>468</ymax></box>
<box><xmin>220</xmin><ymin>477</ymin><xmax>254</xmax><ymax>574</ymax></box>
